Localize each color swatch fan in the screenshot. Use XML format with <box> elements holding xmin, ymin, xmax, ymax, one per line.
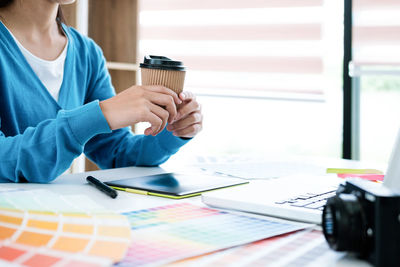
<box><xmin>0</xmin><ymin>189</ymin><xmax>131</xmax><ymax>267</ymax></box>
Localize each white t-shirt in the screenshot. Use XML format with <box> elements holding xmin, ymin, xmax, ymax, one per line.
<box><xmin>2</xmin><ymin>22</ymin><xmax>67</xmax><ymax>102</ymax></box>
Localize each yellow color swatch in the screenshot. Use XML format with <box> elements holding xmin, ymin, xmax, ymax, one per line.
<box><xmin>28</xmin><ymin>210</ymin><xmax>56</xmax><ymax>216</ymax></box>
<box><xmin>52</xmin><ymin>236</ymin><xmax>90</xmax><ymax>253</ymax></box>
<box><xmin>27</xmin><ymin>219</ymin><xmax>58</xmax><ymax>231</ymax></box>
<box><xmin>16</xmin><ymin>231</ymin><xmax>52</xmax><ymax>247</ymax></box>
<box><xmin>63</xmin><ymin>223</ymin><xmax>94</xmax><ymax>235</ymax></box>
<box><xmin>63</xmin><ymin>213</ymin><xmax>92</xmax><ymax>219</ymax></box>
<box><xmin>97</xmin><ymin>225</ymin><xmax>131</xmax><ymax>238</ymax></box>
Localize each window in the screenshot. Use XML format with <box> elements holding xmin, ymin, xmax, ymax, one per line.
<box><xmin>138</xmin><ymin>0</ymin><xmax>343</xmax><ymax>158</ymax></box>
<box><xmin>352</xmin><ymin>0</ymin><xmax>400</xmax><ymax>164</ymax></box>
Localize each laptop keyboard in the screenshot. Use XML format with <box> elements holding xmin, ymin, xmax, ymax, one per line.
<box><xmin>275</xmin><ymin>190</ymin><xmax>337</xmax><ymax>211</ymax></box>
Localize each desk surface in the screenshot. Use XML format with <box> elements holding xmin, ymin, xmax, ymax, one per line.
<box><xmin>1</xmin><ymin>156</ymin><xmax>374</xmax><ymax>267</ymax></box>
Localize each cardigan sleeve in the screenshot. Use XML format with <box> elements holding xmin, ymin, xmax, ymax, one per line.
<box><xmin>0</xmin><ymin>101</ymin><xmax>111</xmax><ymax>183</ymax></box>
<box><xmin>82</xmin><ymin>41</ymin><xmax>189</xmax><ymax>169</ymax></box>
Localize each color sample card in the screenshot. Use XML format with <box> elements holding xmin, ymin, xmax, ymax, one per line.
<box><xmin>0</xmin><ymin>189</ymin><xmax>132</xmax><ymax>267</ymax></box>
<box><xmin>117</xmin><ymin>203</ymin><xmax>311</xmax><ymax>267</ymax></box>
<box><xmin>337</xmin><ymin>173</ymin><xmax>384</xmax><ymax>182</ymax></box>
<box><xmin>164</xmin><ymin>229</ymin><xmax>344</xmax><ymax>267</ymax></box>
<box><xmin>164</xmin><ymin>229</ymin><xmax>343</xmax><ymax>267</ymax></box>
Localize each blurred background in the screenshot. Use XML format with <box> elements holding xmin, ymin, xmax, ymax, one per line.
<box><xmin>63</xmin><ymin>0</ymin><xmax>400</xmax><ymax>172</ymax></box>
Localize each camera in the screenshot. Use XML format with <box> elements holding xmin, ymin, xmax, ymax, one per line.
<box><xmin>322</xmin><ymin>179</ymin><xmax>400</xmax><ymax>267</ymax></box>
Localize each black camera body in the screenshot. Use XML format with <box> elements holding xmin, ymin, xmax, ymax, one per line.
<box><xmin>322</xmin><ymin>179</ymin><xmax>400</xmax><ymax>267</ymax></box>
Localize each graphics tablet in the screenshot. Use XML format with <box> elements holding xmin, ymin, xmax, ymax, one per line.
<box><xmin>105</xmin><ymin>173</ymin><xmax>248</xmax><ymax>199</ymax></box>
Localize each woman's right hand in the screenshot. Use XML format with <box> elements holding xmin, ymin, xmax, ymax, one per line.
<box><xmin>99</xmin><ymin>85</ymin><xmax>182</xmax><ymax>135</ymax></box>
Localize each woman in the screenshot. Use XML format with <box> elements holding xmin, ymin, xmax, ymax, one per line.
<box><xmin>0</xmin><ymin>0</ymin><xmax>203</xmax><ymax>183</ymax></box>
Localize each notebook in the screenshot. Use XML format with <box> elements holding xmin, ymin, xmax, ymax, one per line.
<box><xmin>105</xmin><ymin>173</ymin><xmax>248</xmax><ymax>199</ymax></box>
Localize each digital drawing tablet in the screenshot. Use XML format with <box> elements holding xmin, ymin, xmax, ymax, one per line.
<box><xmin>105</xmin><ymin>173</ymin><xmax>249</xmax><ymax>199</ymax></box>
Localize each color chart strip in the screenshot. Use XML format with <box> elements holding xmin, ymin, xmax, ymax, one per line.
<box><xmin>164</xmin><ymin>229</ymin><xmax>343</xmax><ymax>267</ymax></box>
<box><xmin>118</xmin><ymin>203</ymin><xmax>312</xmax><ymax>267</ymax></box>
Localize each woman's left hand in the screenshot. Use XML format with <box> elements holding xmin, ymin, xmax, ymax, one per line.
<box><xmin>166</xmin><ymin>91</ymin><xmax>203</xmax><ymax>138</ymax></box>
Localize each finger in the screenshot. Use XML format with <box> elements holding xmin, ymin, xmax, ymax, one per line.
<box><xmin>176</xmin><ymin>99</ymin><xmax>201</xmax><ymax>121</ymax></box>
<box><xmin>167</xmin><ymin>111</ymin><xmax>202</xmax><ymax>132</ymax></box>
<box><xmin>142</xmin><ymin>111</ymin><xmax>163</xmax><ymax>136</ymax></box>
<box><xmin>144</xmin><ymin>127</ymin><xmax>153</xmax><ymax>136</ymax></box>
<box><xmin>173</xmin><ymin>123</ymin><xmax>202</xmax><ymax>138</ymax></box>
<box><xmin>143</xmin><ymin>85</ymin><xmax>182</xmax><ymax>105</ymax></box>
<box><xmin>179</xmin><ymin>91</ymin><xmax>194</xmax><ymax>102</ymax></box>
<box><xmin>145</xmin><ymin>91</ymin><xmax>177</xmax><ymax>123</ymax></box>
<box><xmin>149</xmin><ymin>103</ymin><xmax>169</xmax><ymax>135</ymax></box>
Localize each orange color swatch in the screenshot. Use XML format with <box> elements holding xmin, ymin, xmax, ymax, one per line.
<box><xmin>16</xmin><ymin>231</ymin><xmax>53</xmax><ymax>247</ymax></box>
<box><xmin>52</xmin><ymin>236</ymin><xmax>90</xmax><ymax>253</ymax></box>
<box><xmin>0</xmin><ymin>214</ymin><xmax>23</xmax><ymax>225</ymax></box>
<box><xmin>0</xmin><ymin>225</ymin><xmax>16</xmax><ymax>240</ymax></box>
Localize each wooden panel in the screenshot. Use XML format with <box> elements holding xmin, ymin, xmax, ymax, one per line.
<box><xmin>61</xmin><ymin>2</ymin><xmax>77</xmax><ymax>28</ymax></box>
<box><xmin>89</xmin><ymin>0</ymin><xmax>138</xmax><ymax>63</ymax></box>
<box><xmin>85</xmin><ymin>158</ymin><xmax>99</xmax><ymax>172</ymax></box>
<box><xmin>85</xmin><ymin>1</ymin><xmax>139</xmax><ymax>171</ymax></box>
<box><xmin>141</xmin><ymin>24</ymin><xmax>321</xmax><ymax>41</ymax></box>
<box><xmin>109</xmin><ymin>69</ymin><xmax>137</xmax><ymax>132</ymax></box>
<box><xmin>140</xmin><ymin>0</ymin><xmax>323</xmax><ymax>10</ymax></box>
<box><xmin>109</xmin><ymin>70</ymin><xmax>136</xmax><ymax>94</ymax></box>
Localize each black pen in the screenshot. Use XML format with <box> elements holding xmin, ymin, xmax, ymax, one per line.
<box><xmin>86</xmin><ymin>176</ymin><xmax>118</xmax><ymax>199</ymax></box>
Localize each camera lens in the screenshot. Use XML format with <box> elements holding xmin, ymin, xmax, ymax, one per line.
<box><xmin>322</xmin><ymin>193</ymin><xmax>368</xmax><ymax>254</ymax></box>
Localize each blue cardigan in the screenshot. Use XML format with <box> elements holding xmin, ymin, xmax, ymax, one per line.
<box><xmin>0</xmin><ymin>23</ymin><xmax>189</xmax><ymax>183</ymax></box>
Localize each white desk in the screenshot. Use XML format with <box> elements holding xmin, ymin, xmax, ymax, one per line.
<box><xmin>1</xmin><ymin>159</ymin><xmax>374</xmax><ymax>267</ymax></box>
<box><xmin>2</xmin><ymin>166</ymin><xmax>199</xmax><ymax>213</ymax></box>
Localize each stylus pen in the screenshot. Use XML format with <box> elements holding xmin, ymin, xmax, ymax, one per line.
<box><xmin>86</xmin><ymin>176</ymin><xmax>118</xmax><ymax>199</ymax></box>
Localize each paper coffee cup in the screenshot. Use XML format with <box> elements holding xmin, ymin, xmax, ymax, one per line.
<box><xmin>140</xmin><ymin>55</ymin><xmax>186</xmax><ymax>94</ymax></box>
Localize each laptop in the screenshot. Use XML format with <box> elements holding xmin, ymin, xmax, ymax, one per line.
<box><xmin>202</xmin><ymin>174</ymin><xmax>340</xmax><ymax>224</ymax></box>
<box><xmin>202</xmin><ymin>130</ymin><xmax>400</xmax><ymax>224</ymax></box>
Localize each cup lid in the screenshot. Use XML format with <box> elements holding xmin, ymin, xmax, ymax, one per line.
<box><xmin>140</xmin><ymin>55</ymin><xmax>186</xmax><ymax>71</ymax></box>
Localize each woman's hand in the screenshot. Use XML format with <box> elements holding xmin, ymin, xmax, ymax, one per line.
<box><xmin>100</xmin><ymin>85</ymin><xmax>181</xmax><ymax>135</ymax></box>
<box><xmin>166</xmin><ymin>91</ymin><xmax>203</xmax><ymax>138</ymax></box>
